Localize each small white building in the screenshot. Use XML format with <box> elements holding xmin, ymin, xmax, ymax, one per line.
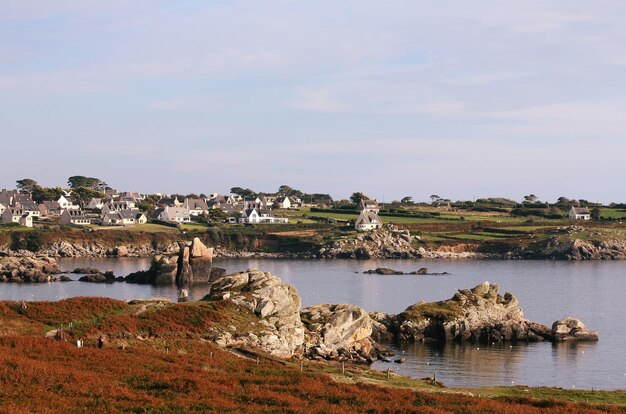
<box><xmin>569</xmin><ymin>206</ymin><xmax>591</xmax><ymax>220</ymax></box>
<box><xmin>355</xmin><ymin>199</ymin><xmax>383</xmax><ymax>231</ymax></box>
<box><xmin>240</xmin><ymin>208</ymin><xmax>288</xmax><ymax>224</ymax></box>
<box><xmin>57</xmin><ymin>195</ymin><xmax>79</xmax><ymax>211</ymax></box>
<box><xmin>274</xmin><ymin>196</ymin><xmax>293</xmax><ymax>209</ymax></box>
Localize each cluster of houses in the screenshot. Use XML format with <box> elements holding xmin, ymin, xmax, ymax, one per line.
<box><xmin>0</xmin><ymin>188</ymin><xmax>298</xmax><ymax>228</ymax></box>
<box><xmin>0</xmin><ymin>189</ymin><xmax>149</xmax><ymax>228</ymax></box>
<box><xmin>1</xmin><ymin>185</ymin><xmax>596</xmax><ymax>230</ymax></box>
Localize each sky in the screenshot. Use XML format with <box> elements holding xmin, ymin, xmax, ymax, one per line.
<box><xmin>1</xmin><ymin>1</ymin><xmax>625</xmax><ymax>203</ymax></box>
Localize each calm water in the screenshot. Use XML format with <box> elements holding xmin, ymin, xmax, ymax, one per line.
<box><xmin>1</xmin><ymin>257</ymin><xmax>624</xmax><ymax>390</ymax></box>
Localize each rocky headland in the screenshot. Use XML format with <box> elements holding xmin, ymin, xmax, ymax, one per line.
<box><xmin>198</xmin><ymin>271</ymin><xmax>597</xmax><ymax>364</ymax></box>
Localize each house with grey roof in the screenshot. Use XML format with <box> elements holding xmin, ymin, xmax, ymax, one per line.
<box><xmin>184</xmin><ymin>198</ymin><xmax>209</xmax><ymax>216</ymax></box>
<box><xmin>39</xmin><ymin>201</ymin><xmax>62</xmax><ymax>217</ymax></box>
<box><xmin>356</xmin><ymin>199</ymin><xmax>382</xmax><ymax>231</ymax></box>
<box><xmin>1</xmin><ymin>205</ymin><xmax>33</xmax><ymax>227</ymax></box>
<box><xmin>153</xmin><ymin>206</ymin><xmax>191</xmax><ymax>223</ymax></box>
<box><xmin>157</xmin><ymin>197</ymin><xmax>182</xmax><ymax>207</ymax></box>
<box><xmin>102</xmin><ymin>210</ymin><xmax>147</xmax><ymax>226</ymax></box>
<box><xmin>0</xmin><ymin>189</ymin><xmax>17</xmax><ymax>206</ymax></box>
<box><xmin>0</xmin><ymin>203</ymin><xmax>33</xmax><ymax>227</ymax></box>
<box><xmin>86</xmin><ymin>198</ymin><xmax>104</xmax><ymax>210</ymax></box>
<box><xmin>569</xmin><ymin>206</ymin><xmax>591</xmax><ymax>220</ymax></box>
<box><xmin>60</xmin><ymin>210</ymin><xmax>90</xmax><ymax>226</ymax></box>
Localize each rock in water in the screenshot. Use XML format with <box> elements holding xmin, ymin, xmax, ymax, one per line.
<box><xmin>125</xmin><ymin>237</ymin><xmax>213</xmax><ymax>285</ymax></box>
<box><xmin>0</xmin><ymin>256</ymin><xmax>61</xmax><ymax>283</ymax></box>
<box><xmin>551</xmin><ymin>317</ymin><xmax>598</xmax><ymax>341</ymax></box>
<box><xmin>206</xmin><ymin>269</ymin><xmax>304</xmax><ymax>358</ymax></box>
<box><xmin>188</xmin><ymin>237</ymin><xmax>213</xmax><ymax>283</ymax></box>
<box><xmin>381</xmin><ymin>282</ymin><xmax>597</xmax><ymax>344</ymax></box>
<box><xmin>152</xmin><ymin>255</ymin><xmax>178</xmax><ymax>284</ymax></box>
<box><xmin>301</xmin><ymin>303</ymin><xmax>377</xmax><ymax>362</ymax></box>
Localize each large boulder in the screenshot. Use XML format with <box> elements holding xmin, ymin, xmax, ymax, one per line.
<box><xmin>206</xmin><ymin>269</ymin><xmax>304</xmax><ymax>358</ymax></box>
<box><xmin>301</xmin><ymin>304</ymin><xmax>377</xmax><ymax>361</ymax></box>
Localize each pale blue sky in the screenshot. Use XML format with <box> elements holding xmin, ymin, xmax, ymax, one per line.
<box><xmin>2</xmin><ymin>1</ymin><xmax>625</xmax><ymax>202</ymax></box>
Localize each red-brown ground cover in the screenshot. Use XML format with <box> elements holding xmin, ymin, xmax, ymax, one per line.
<box><xmin>0</xmin><ymin>298</ymin><xmax>622</xmax><ymax>414</ymax></box>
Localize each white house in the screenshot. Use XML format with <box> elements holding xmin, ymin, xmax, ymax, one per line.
<box><xmin>20</xmin><ymin>201</ymin><xmax>41</xmax><ymax>219</ymax></box>
<box><xmin>355</xmin><ymin>199</ymin><xmax>382</xmax><ymax>231</ymax></box>
<box><xmin>240</xmin><ymin>208</ymin><xmax>288</xmax><ymax>224</ymax></box>
<box><xmin>0</xmin><ymin>203</ymin><xmax>6</xmax><ymax>216</ymax></box>
<box><xmin>153</xmin><ymin>206</ymin><xmax>191</xmax><ymax>223</ymax></box>
<box><xmin>569</xmin><ymin>206</ymin><xmax>591</xmax><ymax>220</ymax></box>
<box><xmin>57</xmin><ymin>195</ymin><xmax>79</xmax><ymax>211</ymax></box>
<box><xmin>60</xmin><ymin>210</ymin><xmax>90</xmax><ymax>226</ymax></box>
<box><xmin>274</xmin><ymin>196</ymin><xmax>293</xmax><ymax>209</ymax></box>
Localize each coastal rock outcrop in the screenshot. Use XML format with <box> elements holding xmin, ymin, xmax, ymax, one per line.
<box><xmin>206</xmin><ymin>269</ymin><xmax>305</xmax><ymax>358</ymax></box>
<box><xmin>371</xmin><ymin>282</ymin><xmax>598</xmax><ymax>344</ymax></box>
<box><xmin>301</xmin><ymin>304</ymin><xmax>382</xmax><ymax>362</ymax></box>
<box><xmin>318</xmin><ymin>227</ymin><xmax>419</xmax><ymax>259</ymax></box>
<box><xmin>0</xmin><ymin>256</ymin><xmax>61</xmax><ymax>283</ymax></box>
<box><xmin>125</xmin><ymin>238</ymin><xmax>213</xmax><ymax>285</ymax></box>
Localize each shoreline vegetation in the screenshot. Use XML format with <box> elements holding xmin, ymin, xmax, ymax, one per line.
<box><xmin>0</xmin><ymin>278</ymin><xmax>621</xmax><ymax>413</ymax></box>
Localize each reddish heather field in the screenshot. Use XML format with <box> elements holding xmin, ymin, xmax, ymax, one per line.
<box><xmin>0</xmin><ymin>298</ymin><xmax>622</xmax><ymax>414</ymax></box>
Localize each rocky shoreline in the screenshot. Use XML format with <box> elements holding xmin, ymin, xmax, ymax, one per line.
<box><xmin>202</xmin><ymin>270</ymin><xmax>598</xmax><ymax>363</ymax></box>
<box><xmin>3</xmin><ymin>226</ymin><xmax>626</xmax><ymax>260</ymax></box>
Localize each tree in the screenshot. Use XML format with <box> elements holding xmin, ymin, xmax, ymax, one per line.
<box><xmin>350</xmin><ymin>192</ymin><xmax>369</xmax><ymax>206</ymax></box>
<box><xmin>400</xmin><ymin>196</ymin><xmax>413</xmax><ymax>204</ymax></box>
<box><xmin>277</xmin><ymin>185</ymin><xmax>303</xmax><ymax>198</ymax></box>
<box><xmin>67</xmin><ymin>176</ymin><xmax>108</xmax><ymax>191</ymax></box>
<box><xmin>556</xmin><ymin>197</ymin><xmax>571</xmax><ymax>205</ymax></box>
<box><xmin>524</xmin><ymin>194</ymin><xmax>538</xmax><ymax>203</ymax></box>
<box><xmin>430</xmin><ymin>195</ymin><xmax>441</xmax><ymax>203</ymax></box>
<box><xmin>230</xmin><ymin>187</ymin><xmax>256</xmax><ymax>197</ymax></box>
<box><xmin>16</xmin><ymin>179</ymin><xmax>38</xmax><ymax>193</ymax></box>
<box><xmin>207</xmin><ymin>209</ymin><xmax>228</xmax><ymax>222</ymax></box>
<box><xmin>70</xmin><ymin>186</ymin><xmax>105</xmax><ymax>207</ymax></box>
<box><xmin>591</xmin><ymin>208</ymin><xmax>601</xmax><ymax>220</ymax></box>
<box><xmin>31</xmin><ymin>186</ymin><xmax>65</xmax><ymax>204</ymax></box>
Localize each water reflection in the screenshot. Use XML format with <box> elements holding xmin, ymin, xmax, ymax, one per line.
<box><xmin>372</xmin><ymin>339</ymin><xmax>607</xmax><ymax>389</ymax></box>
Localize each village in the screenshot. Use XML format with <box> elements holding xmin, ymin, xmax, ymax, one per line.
<box><xmin>0</xmin><ymin>175</ymin><xmax>605</xmax><ymax>233</ymax></box>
